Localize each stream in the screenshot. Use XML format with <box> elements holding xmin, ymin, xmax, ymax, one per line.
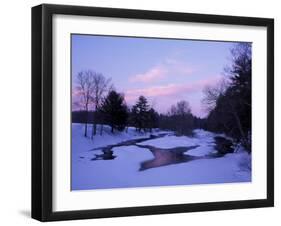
<box><xmin>89</xmin><ymin>133</ymin><xmax>220</xmax><ymax>171</ymax></box>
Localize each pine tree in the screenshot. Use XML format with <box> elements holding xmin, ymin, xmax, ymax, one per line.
<box><xmin>131</xmin><ymin>96</ymin><xmax>150</xmax><ymax>132</ymax></box>
<box><xmin>100</xmin><ymin>90</ymin><xmax>128</xmax><ymax>133</ymax></box>
<box><xmin>204</xmin><ymin>43</ymin><xmax>252</xmax><ymax>151</ymax></box>
<box><xmin>146</xmin><ymin>108</ymin><xmax>159</xmax><ymax>132</ymax></box>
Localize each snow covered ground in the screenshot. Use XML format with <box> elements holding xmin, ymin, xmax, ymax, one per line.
<box><xmin>71</xmin><ymin>123</ymin><xmax>251</xmax><ymax>190</ymax></box>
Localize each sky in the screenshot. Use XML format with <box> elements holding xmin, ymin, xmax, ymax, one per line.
<box><xmin>72</xmin><ymin>34</ymin><xmax>238</xmax><ymax>118</ymax></box>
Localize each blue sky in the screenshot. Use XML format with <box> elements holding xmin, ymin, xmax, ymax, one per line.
<box><xmin>72</xmin><ymin>34</ymin><xmax>237</xmax><ymax>117</ymax></box>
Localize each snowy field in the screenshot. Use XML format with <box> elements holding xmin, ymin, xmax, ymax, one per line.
<box><xmin>71</xmin><ymin>123</ymin><xmax>251</xmax><ymax>190</ymax></box>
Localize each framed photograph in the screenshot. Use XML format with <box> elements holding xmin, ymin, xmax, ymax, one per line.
<box><xmin>32</xmin><ymin>4</ymin><xmax>274</xmax><ymax>221</ymax></box>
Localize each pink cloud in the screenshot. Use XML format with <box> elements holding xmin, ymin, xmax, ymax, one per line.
<box><xmin>125</xmin><ymin>76</ymin><xmax>222</xmax><ymax>116</ymax></box>
<box><xmin>126</xmin><ymin>76</ymin><xmax>221</xmax><ymax>101</ymax></box>
<box><xmin>129</xmin><ymin>66</ymin><xmax>167</xmax><ymax>83</ymax></box>
<box><xmin>129</xmin><ymin>58</ymin><xmax>194</xmax><ymax>83</ymax></box>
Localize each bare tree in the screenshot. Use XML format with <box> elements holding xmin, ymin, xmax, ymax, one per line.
<box><xmin>202</xmin><ymin>44</ymin><xmax>252</xmax><ymax>151</ymax></box>
<box><xmin>91</xmin><ymin>72</ymin><xmax>111</xmax><ymax>138</ymax></box>
<box><xmin>167</xmin><ymin>100</ymin><xmax>193</xmax><ymax>135</ymax></box>
<box><xmin>176</xmin><ymin>100</ymin><xmax>191</xmax><ymax>116</ymax></box>
<box><xmin>202</xmin><ymin>79</ymin><xmax>228</xmax><ymax>113</ymax></box>
<box><xmin>76</xmin><ymin>71</ymin><xmax>95</xmax><ymax>137</ymax></box>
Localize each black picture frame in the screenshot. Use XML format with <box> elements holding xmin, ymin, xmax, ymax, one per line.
<box><xmin>32</xmin><ymin>3</ymin><xmax>274</xmax><ymax>222</ymax></box>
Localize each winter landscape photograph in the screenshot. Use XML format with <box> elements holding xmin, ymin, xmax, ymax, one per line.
<box><xmin>71</xmin><ymin>34</ymin><xmax>252</xmax><ymax>191</ymax></box>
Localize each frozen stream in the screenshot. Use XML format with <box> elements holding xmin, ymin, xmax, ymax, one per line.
<box><xmin>89</xmin><ymin>134</ymin><xmax>210</xmax><ymax>170</ymax></box>
<box><xmin>71</xmin><ymin>124</ymin><xmax>251</xmax><ymax>190</ymax></box>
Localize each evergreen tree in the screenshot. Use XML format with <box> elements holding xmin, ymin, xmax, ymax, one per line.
<box><xmin>131</xmin><ymin>96</ymin><xmax>150</xmax><ymax>132</ymax></box>
<box><xmin>204</xmin><ymin>43</ymin><xmax>252</xmax><ymax>151</ymax></box>
<box><xmin>100</xmin><ymin>90</ymin><xmax>128</xmax><ymax>133</ymax></box>
<box><xmin>146</xmin><ymin>108</ymin><xmax>159</xmax><ymax>132</ymax></box>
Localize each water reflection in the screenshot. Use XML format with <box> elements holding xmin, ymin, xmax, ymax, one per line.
<box><xmin>89</xmin><ymin>133</ymin><xmax>222</xmax><ymax>170</ymax></box>
<box><xmin>137</xmin><ymin>145</ymin><xmax>200</xmax><ymax>171</ymax></box>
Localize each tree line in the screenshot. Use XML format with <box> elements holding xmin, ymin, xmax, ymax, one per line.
<box><xmin>202</xmin><ymin>43</ymin><xmax>252</xmax><ymax>151</ymax></box>
<box><xmin>73</xmin><ymin>42</ymin><xmax>252</xmax><ymax>152</ymax></box>
<box><xmin>73</xmin><ymin>87</ymin><xmax>200</xmax><ymax>136</ymax></box>
<box><xmin>73</xmin><ymin>70</ymin><xmax>201</xmax><ymax>137</ymax></box>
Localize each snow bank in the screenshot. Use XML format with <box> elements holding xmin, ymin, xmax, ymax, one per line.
<box><xmin>137</xmin><ymin>129</ymin><xmax>217</xmax><ymax>157</ymax></box>
<box><xmin>72</xmin><ymin>123</ymin><xmax>167</xmax><ymax>152</ymax></box>
<box><xmin>137</xmin><ymin>135</ymin><xmax>199</xmax><ymax>149</ymax></box>
<box><xmin>71</xmin><ymin>123</ymin><xmax>251</xmax><ymax>190</ymax></box>
<box><xmin>72</xmin><ymin>145</ymin><xmax>155</xmax><ymax>190</ymax></box>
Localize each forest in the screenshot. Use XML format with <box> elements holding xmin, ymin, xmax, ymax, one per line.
<box><xmin>72</xmin><ymin>43</ymin><xmax>251</xmax><ymax>152</ymax></box>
